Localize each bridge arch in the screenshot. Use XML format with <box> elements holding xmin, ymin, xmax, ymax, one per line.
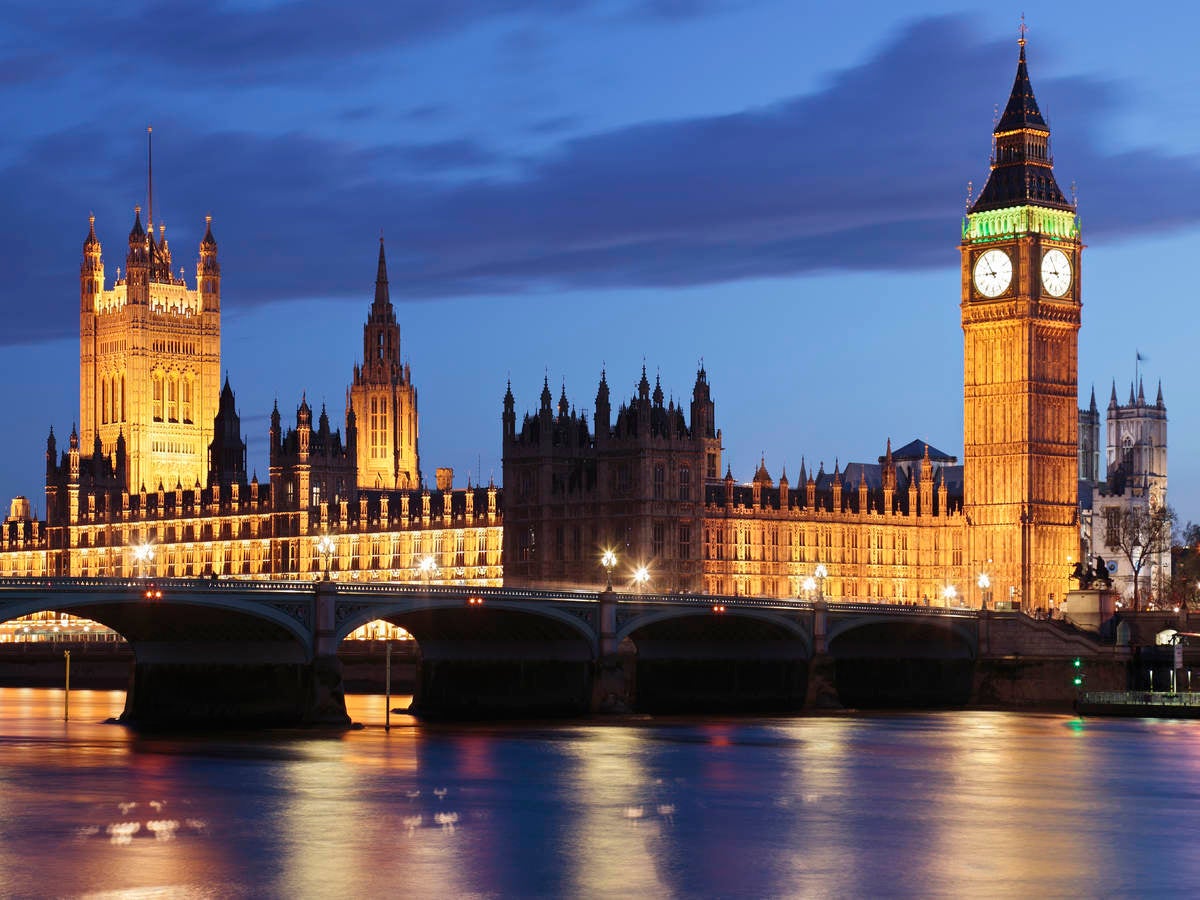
<box><xmin>826</xmin><ymin>614</ymin><xmax>977</xmax><ymax>708</ymax></box>
<box><xmin>827</xmin><ymin>615</ymin><xmax>977</xmax><ymax>658</ymax></box>
<box><xmin>335</xmin><ymin>599</ymin><xmax>598</xmax><ymax>654</ymax></box>
<box><xmin>0</xmin><ymin>593</ymin><xmax>312</xmax><ymax>657</ymax></box>
<box><xmin>617</xmin><ymin>606</ymin><xmax>812</xmax><ymax>713</ymax></box>
<box><xmin>617</xmin><ymin>607</ymin><xmax>812</xmax><ymax>655</ymax></box>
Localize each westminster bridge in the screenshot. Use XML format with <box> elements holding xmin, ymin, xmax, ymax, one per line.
<box><xmin>0</xmin><ymin>578</ymin><xmax>1125</xmax><ymax>727</ymax></box>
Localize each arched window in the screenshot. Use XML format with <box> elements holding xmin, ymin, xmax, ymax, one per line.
<box><xmin>153</xmin><ymin>375</ymin><xmax>164</xmax><ymax>422</ymax></box>
<box><xmin>679</xmin><ymin>466</ymin><xmax>691</xmax><ymax>501</ymax></box>
<box><xmin>167</xmin><ymin>375</ymin><xmax>179</xmax><ymax>422</ymax></box>
<box><xmin>101</xmin><ymin>376</ymin><xmax>109</xmax><ymax>425</ymax></box>
<box><xmin>182</xmin><ymin>378</ymin><xmax>193</xmax><ymax>424</ymax></box>
<box><xmin>653</xmin><ymin>464</ymin><xmax>665</xmax><ymax>500</ymax></box>
<box><xmin>119</xmin><ymin>374</ymin><xmax>125</xmax><ymax>422</ymax></box>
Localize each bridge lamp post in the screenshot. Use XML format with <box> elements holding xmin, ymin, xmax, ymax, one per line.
<box><xmin>802</xmin><ymin>575</ymin><xmax>817</xmax><ymax>601</ymax></box>
<box><xmin>601</xmin><ymin>549</ymin><xmax>617</xmax><ymax>590</ymax></box>
<box><xmin>417</xmin><ymin>555</ymin><xmax>438</xmax><ymax>583</ymax></box>
<box><xmin>977</xmin><ymin>572</ymin><xmax>991</xmax><ymax>610</ymax></box>
<box><xmin>815</xmin><ymin>564</ymin><xmax>828</xmax><ymax>602</ymax></box>
<box><xmin>132</xmin><ymin>542</ymin><xmax>154</xmax><ymax>579</ymax></box>
<box><xmin>633</xmin><ymin>565</ymin><xmax>650</xmax><ymax>594</ymax></box>
<box><xmin>316</xmin><ymin>534</ymin><xmax>335</xmax><ymax>581</ymax></box>
<box><xmin>942</xmin><ymin>583</ymin><xmax>958</xmax><ymax>608</ymax></box>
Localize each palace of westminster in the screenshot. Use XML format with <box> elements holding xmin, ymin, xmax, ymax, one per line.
<box><xmin>0</xmin><ymin>38</ymin><xmax>1172</xmax><ymax>617</ymax></box>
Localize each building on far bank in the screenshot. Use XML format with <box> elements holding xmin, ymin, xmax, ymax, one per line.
<box><xmin>0</xmin><ymin>35</ymin><xmax>1158</xmax><ymax>618</ymax></box>
<box><xmin>0</xmin><ymin>196</ymin><xmax>499</xmax><ymax>589</ymax></box>
<box><xmin>1079</xmin><ymin>380</ymin><xmax>1170</xmax><ymax>604</ymax></box>
<box><xmin>503</xmin><ymin>366</ymin><xmax>970</xmax><ymax>602</ymax></box>
<box><xmin>500</xmin><ymin>35</ymin><xmax>1087</xmax><ymax>611</ymax></box>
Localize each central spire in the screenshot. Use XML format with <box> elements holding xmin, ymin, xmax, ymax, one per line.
<box><xmin>373</xmin><ymin>236</ymin><xmax>390</xmax><ymax>312</ymax></box>
<box><xmin>970</xmin><ymin>33</ymin><xmax>1072</xmax><ymax>213</ymax></box>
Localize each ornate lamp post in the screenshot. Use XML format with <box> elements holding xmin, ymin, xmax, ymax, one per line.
<box><xmin>802</xmin><ymin>575</ymin><xmax>817</xmax><ymax>601</ymax></box>
<box><xmin>633</xmin><ymin>565</ymin><xmax>650</xmax><ymax>593</ymax></box>
<box><xmin>942</xmin><ymin>583</ymin><xmax>958</xmax><ymax>608</ymax></box>
<box><xmin>417</xmin><ymin>554</ymin><xmax>437</xmax><ymax>583</ymax></box>
<box><xmin>977</xmin><ymin>572</ymin><xmax>991</xmax><ymax>610</ymax></box>
<box><xmin>132</xmin><ymin>542</ymin><xmax>154</xmax><ymax>579</ymax></box>
<box><xmin>601</xmin><ymin>549</ymin><xmax>617</xmax><ymax>590</ymax></box>
<box><xmin>316</xmin><ymin>534</ymin><xmax>335</xmax><ymax>581</ymax></box>
<box><xmin>815</xmin><ymin>564</ymin><xmax>828</xmax><ymax>602</ymax></box>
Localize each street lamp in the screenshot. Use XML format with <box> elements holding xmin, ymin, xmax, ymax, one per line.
<box><xmin>815</xmin><ymin>564</ymin><xmax>828</xmax><ymax>602</ymax></box>
<box><xmin>316</xmin><ymin>534</ymin><xmax>335</xmax><ymax>580</ymax></box>
<box><xmin>802</xmin><ymin>575</ymin><xmax>817</xmax><ymax>600</ymax></box>
<box><xmin>417</xmin><ymin>554</ymin><xmax>437</xmax><ymax>582</ymax></box>
<box><xmin>601</xmin><ymin>549</ymin><xmax>617</xmax><ymax>590</ymax></box>
<box><xmin>942</xmin><ymin>583</ymin><xmax>958</xmax><ymax>607</ymax></box>
<box><xmin>632</xmin><ymin>565</ymin><xmax>650</xmax><ymax>593</ymax></box>
<box><xmin>977</xmin><ymin>572</ymin><xmax>991</xmax><ymax>610</ymax></box>
<box><xmin>132</xmin><ymin>542</ymin><xmax>154</xmax><ymax>579</ymax></box>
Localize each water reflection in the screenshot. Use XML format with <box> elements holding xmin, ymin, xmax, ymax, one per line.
<box><xmin>1</xmin><ymin>690</ymin><xmax>1200</xmax><ymax>895</ymax></box>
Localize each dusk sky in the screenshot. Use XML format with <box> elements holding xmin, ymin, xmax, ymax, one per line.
<box><xmin>2</xmin><ymin>2</ymin><xmax>1199</xmax><ymax>521</ymax></box>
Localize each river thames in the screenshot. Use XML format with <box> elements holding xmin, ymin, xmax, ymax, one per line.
<box><xmin>1</xmin><ymin>688</ymin><xmax>1198</xmax><ymax>897</ymax></box>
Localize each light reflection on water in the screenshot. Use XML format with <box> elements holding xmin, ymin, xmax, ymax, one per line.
<box><xmin>0</xmin><ymin>688</ymin><xmax>1198</xmax><ymax>896</ymax></box>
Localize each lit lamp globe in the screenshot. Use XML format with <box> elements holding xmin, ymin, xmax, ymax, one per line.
<box><xmin>977</xmin><ymin>572</ymin><xmax>991</xmax><ymax>610</ymax></box>
<box><xmin>633</xmin><ymin>565</ymin><xmax>650</xmax><ymax>593</ymax></box>
<box><xmin>942</xmin><ymin>584</ymin><xmax>958</xmax><ymax>607</ymax></box>
<box><xmin>601</xmin><ymin>549</ymin><xmax>617</xmax><ymax>590</ymax></box>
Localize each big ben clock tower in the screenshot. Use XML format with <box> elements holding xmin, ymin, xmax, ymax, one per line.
<box><xmin>962</xmin><ymin>33</ymin><xmax>1081</xmax><ymax>611</ymax></box>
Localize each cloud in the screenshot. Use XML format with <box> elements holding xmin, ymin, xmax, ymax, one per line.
<box><xmin>395</xmin><ymin>138</ymin><xmax>501</xmax><ymax>173</ymax></box>
<box><xmin>2</xmin><ymin>15</ymin><xmax>1199</xmax><ymax>347</ymax></box>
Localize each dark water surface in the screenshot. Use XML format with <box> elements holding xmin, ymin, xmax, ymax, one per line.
<box><xmin>1</xmin><ymin>688</ymin><xmax>1198</xmax><ymax>897</ymax></box>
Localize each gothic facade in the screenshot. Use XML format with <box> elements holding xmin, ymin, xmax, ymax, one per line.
<box><xmin>0</xmin><ymin>193</ymin><xmax>500</xmax><ymax>587</ymax></box>
<box><xmin>503</xmin><ymin>368</ymin><xmax>971</xmax><ymax>602</ymax></box>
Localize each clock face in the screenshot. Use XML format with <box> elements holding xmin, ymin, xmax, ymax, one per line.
<box><xmin>973</xmin><ymin>249</ymin><xmax>1012</xmax><ymax>298</ymax></box>
<box><xmin>1041</xmin><ymin>248</ymin><xmax>1072</xmax><ymax>297</ymax></box>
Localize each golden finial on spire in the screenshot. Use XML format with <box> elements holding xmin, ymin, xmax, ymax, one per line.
<box><xmin>1018</xmin><ymin>13</ymin><xmax>1028</xmax><ymax>47</ymax></box>
<box><xmin>965</xmin><ymin>180</ymin><xmax>974</xmax><ymax>212</ymax></box>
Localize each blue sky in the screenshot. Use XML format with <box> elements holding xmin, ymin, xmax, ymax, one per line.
<box><xmin>2</xmin><ymin>1</ymin><xmax>1199</xmax><ymax>521</ymax></box>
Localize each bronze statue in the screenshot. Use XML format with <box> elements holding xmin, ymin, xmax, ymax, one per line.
<box><xmin>1093</xmin><ymin>555</ymin><xmax>1113</xmax><ymax>588</ymax></box>
<box><xmin>1070</xmin><ymin>560</ymin><xmax>1092</xmax><ymax>589</ymax></box>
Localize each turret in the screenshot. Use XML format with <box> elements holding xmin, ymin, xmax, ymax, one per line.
<box><xmin>503</xmin><ymin>380</ymin><xmax>516</xmax><ymax>439</ymax></box>
<box><xmin>297</xmin><ymin>395</ymin><xmax>312</xmax><ymax>458</ymax></box>
<box><xmin>269</xmin><ymin>400</ymin><xmax>282</xmax><ymax>459</ymax></box>
<box><xmin>539</xmin><ymin>375</ymin><xmax>553</xmax><ymax>427</ymax></box>
<box><xmin>45</xmin><ymin>427</ymin><xmax>56</xmax><ymax>477</ymax></box>
<box><xmin>557</xmin><ymin>381</ymin><xmax>569</xmax><ymax>420</ymax></box>
<box><xmin>882</xmin><ymin>439</ymin><xmax>896</xmax><ymax>514</ymax></box>
<box><xmin>594</xmin><ymin>369</ymin><xmax>611</xmax><ymax>442</ymax></box>
<box><xmin>125</xmin><ymin>207</ymin><xmax>149</xmax><ymax>296</ymax></box>
<box><xmin>208</xmin><ymin>375</ymin><xmax>247</xmax><ymax>487</ymax></box>
<box><xmin>80</xmin><ymin>215</ymin><xmax>104</xmax><ymax>312</ymax></box>
<box><xmin>919</xmin><ymin>445</ymin><xmax>934</xmax><ymax>515</ymax></box>
<box><xmin>197</xmin><ymin>215</ymin><xmax>220</xmax><ymax>311</ymax></box>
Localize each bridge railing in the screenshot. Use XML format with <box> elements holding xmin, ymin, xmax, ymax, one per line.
<box><xmin>0</xmin><ymin>576</ymin><xmax>314</xmax><ymax>594</ymax></box>
<box><xmin>0</xmin><ymin>577</ymin><xmax>990</xmax><ymax>617</ymax></box>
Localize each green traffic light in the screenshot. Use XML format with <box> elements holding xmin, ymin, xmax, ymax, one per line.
<box><xmin>1073</xmin><ymin>658</ymin><xmax>1082</xmax><ymax>668</ymax></box>
<box><xmin>1073</xmin><ymin>676</ymin><xmax>1083</xmax><ymax>686</ymax></box>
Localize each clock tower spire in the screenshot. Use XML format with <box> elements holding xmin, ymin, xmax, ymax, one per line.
<box><xmin>961</xmin><ymin>31</ymin><xmax>1082</xmax><ymax>612</ymax></box>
